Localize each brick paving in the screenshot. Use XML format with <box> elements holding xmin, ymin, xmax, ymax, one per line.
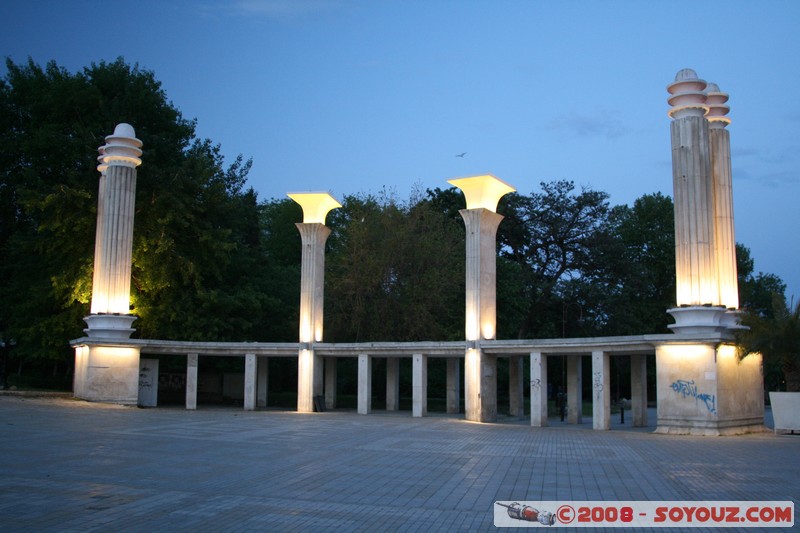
<box><xmin>0</xmin><ymin>395</ymin><xmax>797</xmax><ymax>531</ymax></box>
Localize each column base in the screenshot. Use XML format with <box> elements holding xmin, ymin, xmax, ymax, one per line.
<box><xmin>667</xmin><ymin>306</ymin><xmax>728</xmax><ymax>335</ymax></box>
<box><xmin>83</xmin><ymin>314</ymin><xmax>137</xmax><ymax>339</ymax></box>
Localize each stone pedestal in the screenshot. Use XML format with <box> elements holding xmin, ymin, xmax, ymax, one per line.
<box><xmin>655</xmin><ymin>343</ymin><xmax>765</xmax><ymax>435</ymax></box>
<box><xmin>73</xmin><ymin>344</ymin><xmax>141</xmax><ymax>404</ymax></box>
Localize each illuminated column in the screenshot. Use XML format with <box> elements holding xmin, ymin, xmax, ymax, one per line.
<box><xmin>289</xmin><ymin>192</ymin><xmax>341</xmax><ymax>413</ymax></box>
<box><xmin>449</xmin><ymin>174</ymin><xmax>515</xmax><ymax>423</ymax></box>
<box><xmin>529</xmin><ymin>351</ymin><xmax>548</xmax><ymax>427</ymax></box>
<box><xmin>706</xmin><ymin>83</ymin><xmax>739</xmax><ymax>311</ymax></box>
<box><xmin>84</xmin><ymin>123</ymin><xmax>142</xmax><ymax>338</ymax></box>
<box><xmin>666</xmin><ymin>69</ymin><xmax>727</xmax><ymax>334</ymax></box>
<box><xmin>567</xmin><ymin>355</ymin><xmax>583</xmax><ymax>424</ymax></box>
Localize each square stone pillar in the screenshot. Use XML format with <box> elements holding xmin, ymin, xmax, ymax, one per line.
<box><xmin>186</xmin><ymin>353</ymin><xmax>198</xmax><ymax>410</ymax></box>
<box><xmin>386</xmin><ymin>357</ymin><xmax>400</xmax><ymax>411</ymax></box>
<box><xmin>592</xmin><ymin>351</ymin><xmax>610</xmax><ymax>430</ymax></box>
<box><xmin>529</xmin><ymin>352</ymin><xmax>548</xmax><ymax>427</ymax></box>
<box><xmin>358</xmin><ymin>354</ymin><xmax>372</xmax><ymax>415</ymax></box>
<box><xmin>412</xmin><ymin>354</ymin><xmax>427</xmax><ymax>418</ymax></box>
<box><xmin>446</xmin><ymin>358</ymin><xmax>460</xmax><ymax>414</ymax></box>
<box><xmin>72</xmin><ymin>344</ymin><xmax>141</xmax><ymax>405</ymax></box>
<box><xmin>257</xmin><ymin>356</ymin><xmax>268</xmax><ymax>408</ymax></box>
<box><xmin>324</xmin><ymin>357</ymin><xmax>337</xmax><ymax>410</ymax></box>
<box><xmin>244</xmin><ymin>353</ymin><xmax>256</xmax><ymax>411</ymax></box>
<box><xmin>655</xmin><ymin>343</ymin><xmax>764</xmax><ymax>435</ymax></box>
<box><xmin>630</xmin><ymin>355</ymin><xmax>648</xmax><ymax>427</ymax></box>
<box><xmin>509</xmin><ymin>356</ymin><xmax>524</xmax><ymax>417</ymax></box>
<box><xmin>567</xmin><ymin>355</ymin><xmax>583</xmax><ymax>424</ymax></box>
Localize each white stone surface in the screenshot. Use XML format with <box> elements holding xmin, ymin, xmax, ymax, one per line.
<box><xmin>257</xmin><ymin>357</ymin><xmax>268</xmax><ymax>408</ymax></box>
<box><xmin>508</xmin><ymin>356</ymin><xmax>524</xmax><ymax>417</ymax></box>
<box><xmin>529</xmin><ymin>352</ymin><xmax>548</xmax><ymax>427</ymax></box>
<box><xmin>243</xmin><ymin>353</ymin><xmax>256</xmax><ymax>411</ymax></box>
<box><xmin>592</xmin><ymin>351</ymin><xmax>610</xmax><ymax>430</ymax></box>
<box><xmin>446</xmin><ymin>358</ymin><xmax>460</xmax><ymax>414</ymax></box>
<box><xmin>186</xmin><ymin>353</ymin><xmax>198</xmax><ymax>410</ymax></box>
<box><xmin>324</xmin><ymin>357</ymin><xmax>337</xmax><ymax>410</ymax></box>
<box><xmin>73</xmin><ymin>344</ymin><xmax>141</xmax><ymax>404</ymax></box>
<box><xmin>630</xmin><ymin>355</ymin><xmax>648</xmax><ymax>427</ymax></box>
<box><xmin>137</xmin><ymin>358</ymin><xmax>159</xmax><ymax>407</ymax></box>
<box><xmin>412</xmin><ymin>353</ymin><xmax>427</xmax><ymax>417</ymax></box>
<box><xmin>386</xmin><ymin>357</ymin><xmax>399</xmax><ymax>411</ymax></box>
<box><xmin>567</xmin><ymin>355</ymin><xmax>583</xmax><ymax>424</ymax></box>
<box><xmin>295</xmin><ymin>222</ymin><xmax>331</xmax><ymax>412</ymax></box>
<box><xmin>769</xmin><ymin>392</ymin><xmax>800</xmax><ymax>433</ymax></box>
<box><xmin>357</xmin><ymin>354</ymin><xmax>372</xmax><ymax>415</ymax></box>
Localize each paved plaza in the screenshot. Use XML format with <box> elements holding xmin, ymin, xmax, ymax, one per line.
<box><xmin>0</xmin><ymin>394</ymin><xmax>797</xmax><ymax>532</ymax></box>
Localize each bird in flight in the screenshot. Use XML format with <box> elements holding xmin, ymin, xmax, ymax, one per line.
<box><xmin>456</xmin><ymin>152</ymin><xmax>466</xmax><ymax>158</ymax></box>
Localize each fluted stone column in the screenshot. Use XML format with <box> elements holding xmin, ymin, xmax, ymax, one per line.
<box><xmin>706</xmin><ymin>83</ymin><xmax>739</xmax><ymax>311</ymax></box>
<box><xmin>666</xmin><ymin>69</ymin><xmax>730</xmax><ymax>334</ymax></box>
<box><xmin>289</xmin><ymin>193</ymin><xmax>341</xmax><ymax>413</ymax></box>
<box><xmin>84</xmin><ymin>123</ymin><xmax>142</xmax><ymax>338</ymax></box>
<box><xmin>449</xmin><ymin>174</ymin><xmax>515</xmax><ymax>423</ymax></box>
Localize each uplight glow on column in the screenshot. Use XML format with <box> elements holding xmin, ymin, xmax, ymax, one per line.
<box><xmin>452</xmin><ymin>174</ymin><xmax>515</xmax><ymax>423</ymax></box>
<box><xmin>448</xmin><ymin>174</ymin><xmax>515</xmax><ymax>213</ymax></box>
<box><xmin>290</xmin><ymin>191</ymin><xmax>340</xmax><ymax>413</ymax></box>
<box><xmin>288</xmin><ymin>192</ymin><xmax>342</xmax><ymax>224</ymax></box>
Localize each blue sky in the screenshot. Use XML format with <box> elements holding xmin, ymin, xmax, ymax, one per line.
<box><xmin>2</xmin><ymin>0</ymin><xmax>799</xmax><ymax>303</ymax></box>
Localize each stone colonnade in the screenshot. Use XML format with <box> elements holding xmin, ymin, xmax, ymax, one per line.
<box><xmin>167</xmin><ymin>339</ymin><xmax>653</xmax><ymax>433</ymax></box>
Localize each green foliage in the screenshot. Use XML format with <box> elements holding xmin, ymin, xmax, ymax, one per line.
<box><xmin>0</xmin><ymin>58</ymin><xmax>283</xmax><ymax>368</ymax></box>
<box><xmin>324</xmin><ymin>189</ymin><xmax>464</xmax><ymax>341</ymax></box>
<box><xmin>2</xmin><ymin>57</ymin><xmax>791</xmax><ymax>388</ymax></box>
<box><xmin>737</xmin><ymin>296</ymin><xmax>800</xmax><ymax>391</ymax></box>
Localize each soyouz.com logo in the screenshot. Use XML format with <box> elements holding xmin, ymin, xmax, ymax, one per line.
<box><xmin>493</xmin><ymin>501</ymin><xmax>794</xmax><ymax>528</ymax></box>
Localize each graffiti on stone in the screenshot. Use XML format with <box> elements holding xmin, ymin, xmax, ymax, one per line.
<box><xmin>670</xmin><ymin>379</ymin><xmax>716</xmax><ymax>415</ymax></box>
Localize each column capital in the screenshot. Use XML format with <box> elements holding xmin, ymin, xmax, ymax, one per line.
<box><xmin>448</xmin><ymin>174</ymin><xmax>515</xmax><ymax>213</ymax></box>
<box><xmin>706</xmin><ymin>82</ymin><xmax>731</xmax><ymax>129</ymax></box>
<box><xmin>288</xmin><ymin>192</ymin><xmax>341</xmax><ymax>224</ymax></box>
<box><xmin>97</xmin><ymin>123</ymin><xmax>142</xmax><ymax>171</ymax></box>
<box><xmin>667</xmin><ymin>68</ymin><xmax>708</xmax><ymax>120</ymax></box>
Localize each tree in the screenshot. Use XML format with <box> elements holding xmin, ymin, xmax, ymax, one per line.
<box><xmin>324</xmin><ymin>188</ymin><xmax>464</xmax><ymax>342</ymax></box>
<box><xmin>496</xmin><ymin>180</ymin><xmax>613</xmax><ymax>338</ymax></box>
<box><xmin>737</xmin><ymin>295</ymin><xmax>800</xmax><ymax>392</ymax></box>
<box><xmin>0</xmin><ymin>58</ymin><xmax>270</xmax><ymax>374</ymax></box>
<box><xmin>583</xmin><ymin>192</ymin><xmax>676</xmax><ymax>335</ymax></box>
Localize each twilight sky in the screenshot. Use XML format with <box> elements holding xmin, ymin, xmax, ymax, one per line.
<box><xmin>2</xmin><ymin>0</ymin><xmax>799</xmax><ymax>303</ymax></box>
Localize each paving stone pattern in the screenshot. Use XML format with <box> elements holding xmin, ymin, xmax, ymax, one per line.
<box><xmin>0</xmin><ymin>396</ymin><xmax>797</xmax><ymax>532</ymax></box>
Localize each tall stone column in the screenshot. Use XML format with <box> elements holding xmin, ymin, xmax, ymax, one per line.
<box><xmin>706</xmin><ymin>83</ymin><xmax>739</xmax><ymax>311</ymax></box>
<box><xmin>666</xmin><ymin>69</ymin><xmax>727</xmax><ymax>334</ymax></box>
<box><xmin>449</xmin><ymin>174</ymin><xmax>515</xmax><ymax>423</ymax></box>
<box><xmin>289</xmin><ymin>192</ymin><xmax>341</xmax><ymax>413</ymax></box>
<box><xmin>84</xmin><ymin>123</ymin><xmax>142</xmax><ymax>338</ymax></box>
